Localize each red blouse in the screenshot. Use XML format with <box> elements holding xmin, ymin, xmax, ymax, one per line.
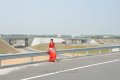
<box><xmin>49</xmin><ymin>42</ymin><xmax>55</xmax><ymax>48</ymax></box>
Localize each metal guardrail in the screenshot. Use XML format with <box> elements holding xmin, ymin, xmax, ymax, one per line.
<box><xmin>57</xmin><ymin>45</ymin><xmax>120</xmax><ymax>53</ymax></box>
<box><xmin>0</xmin><ymin>45</ymin><xmax>120</xmax><ymax>68</ymax></box>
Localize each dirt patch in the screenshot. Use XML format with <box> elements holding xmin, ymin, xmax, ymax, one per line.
<box><xmin>0</xmin><ymin>39</ymin><xmax>19</xmax><ymax>53</ymax></box>
<box><xmin>1</xmin><ymin>56</ymin><xmax>49</xmax><ymax>66</ymax></box>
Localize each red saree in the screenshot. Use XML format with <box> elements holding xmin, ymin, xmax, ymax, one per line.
<box><xmin>48</xmin><ymin>42</ymin><xmax>56</xmax><ymax>62</ymax></box>
<box><xmin>49</xmin><ymin>49</ymin><xmax>56</xmax><ymax>62</ymax></box>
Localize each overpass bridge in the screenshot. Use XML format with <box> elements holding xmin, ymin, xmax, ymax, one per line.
<box><xmin>0</xmin><ymin>35</ymin><xmax>34</xmax><ymax>47</ymax></box>
<box><xmin>0</xmin><ymin>35</ymin><xmax>90</xmax><ymax>47</ymax></box>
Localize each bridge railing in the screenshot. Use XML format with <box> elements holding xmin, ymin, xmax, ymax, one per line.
<box><xmin>0</xmin><ymin>45</ymin><xmax>120</xmax><ymax>68</ymax></box>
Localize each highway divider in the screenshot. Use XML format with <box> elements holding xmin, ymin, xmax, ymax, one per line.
<box><xmin>0</xmin><ymin>45</ymin><xmax>120</xmax><ymax>68</ymax></box>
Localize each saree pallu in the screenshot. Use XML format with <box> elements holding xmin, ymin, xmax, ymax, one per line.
<box><xmin>48</xmin><ymin>48</ymin><xmax>56</xmax><ymax>62</ymax></box>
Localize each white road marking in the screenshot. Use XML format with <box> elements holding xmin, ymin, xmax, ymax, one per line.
<box><xmin>21</xmin><ymin>59</ymin><xmax>120</xmax><ymax>80</ymax></box>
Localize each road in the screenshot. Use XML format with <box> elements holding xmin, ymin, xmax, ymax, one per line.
<box><xmin>0</xmin><ymin>52</ymin><xmax>120</xmax><ymax>80</ymax></box>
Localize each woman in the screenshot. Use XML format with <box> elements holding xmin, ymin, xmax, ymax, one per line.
<box><xmin>48</xmin><ymin>39</ymin><xmax>56</xmax><ymax>62</ymax></box>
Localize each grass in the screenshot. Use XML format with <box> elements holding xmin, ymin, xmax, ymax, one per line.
<box><xmin>31</xmin><ymin>44</ymin><xmax>96</xmax><ymax>51</ymax></box>
<box><xmin>0</xmin><ymin>39</ymin><xmax>19</xmax><ymax>54</ymax></box>
<box><xmin>62</xmin><ymin>49</ymin><xmax>110</xmax><ymax>57</ymax></box>
<box><xmin>0</xmin><ymin>48</ymin><xmax>18</xmax><ymax>54</ymax></box>
<box><xmin>31</xmin><ymin>44</ymin><xmax>110</xmax><ymax>56</ymax></box>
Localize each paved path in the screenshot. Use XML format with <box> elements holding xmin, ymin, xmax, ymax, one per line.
<box><xmin>17</xmin><ymin>47</ymin><xmax>37</xmax><ymax>52</ymax></box>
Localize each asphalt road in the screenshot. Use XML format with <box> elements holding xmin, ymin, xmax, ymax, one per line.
<box><xmin>0</xmin><ymin>52</ymin><xmax>120</xmax><ymax>80</ymax></box>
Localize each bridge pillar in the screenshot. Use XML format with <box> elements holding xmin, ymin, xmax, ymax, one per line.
<box><xmin>25</xmin><ymin>38</ymin><xmax>28</xmax><ymax>47</ymax></box>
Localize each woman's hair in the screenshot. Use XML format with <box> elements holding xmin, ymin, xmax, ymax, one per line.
<box><xmin>51</xmin><ymin>39</ymin><xmax>53</xmax><ymax>41</ymax></box>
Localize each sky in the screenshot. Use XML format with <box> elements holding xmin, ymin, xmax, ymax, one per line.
<box><xmin>0</xmin><ymin>0</ymin><xmax>120</xmax><ymax>35</ymax></box>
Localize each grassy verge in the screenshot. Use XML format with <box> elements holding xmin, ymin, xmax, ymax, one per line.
<box><xmin>31</xmin><ymin>44</ymin><xmax>96</xmax><ymax>51</ymax></box>
<box><xmin>31</xmin><ymin>44</ymin><xmax>110</xmax><ymax>56</ymax></box>
<box><xmin>62</xmin><ymin>49</ymin><xmax>110</xmax><ymax>57</ymax></box>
